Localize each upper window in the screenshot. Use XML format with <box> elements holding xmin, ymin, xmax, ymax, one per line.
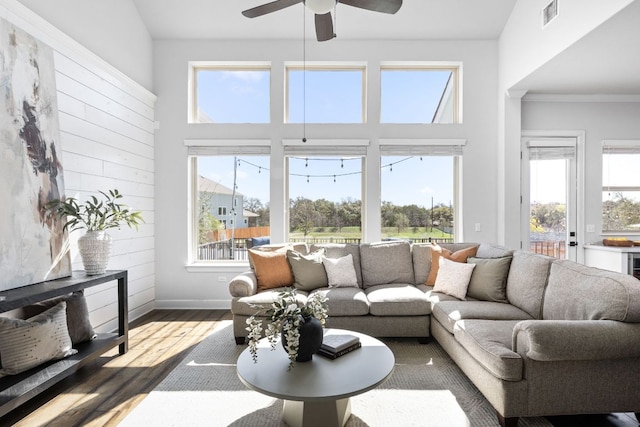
<box><xmin>380</xmin><ymin>66</ymin><xmax>460</xmax><ymax>124</ymax></box>
<box><xmin>191</xmin><ymin>65</ymin><xmax>270</xmax><ymax>123</ymax></box>
<box><xmin>286</xmin><ymin>65</ymin><xmax>365</xmax><ymax>123</ymax></box>
<box><xmin>602</xmin><ymin>141</ymin><xmax>640</xmax><ymax>233</ymax></box>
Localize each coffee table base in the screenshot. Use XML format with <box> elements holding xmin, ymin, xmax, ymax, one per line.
<box><xmin>283</xmin><ymin>397</ymin><xmax>351</xmax><ymax>427</ymax></box>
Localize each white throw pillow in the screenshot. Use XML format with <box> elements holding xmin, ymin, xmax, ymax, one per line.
<box><xmin>322</xmin><ymin>254</ymin><xmax>359</xmax><ymax>288</ymax></box>
<box><xmin>432</xmin><ymin>256</ymin><xmax>476</xmax><ymax>300</ymax></box>
<box><xmin>0</xmin><ymin>301</ymin><xmax>77</xmax><ymax>377</ymax></box>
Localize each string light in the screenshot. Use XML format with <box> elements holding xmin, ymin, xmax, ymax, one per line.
<box><xmin>235</xmin><ymin>156</ymin><xmax>417</xmax><ymax>182</ymax></box>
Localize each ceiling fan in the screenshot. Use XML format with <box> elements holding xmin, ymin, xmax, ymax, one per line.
<box><xmin>242</xmin><ymin>0</ymin><xmax>403</xmax><ymax>42</ymax></box>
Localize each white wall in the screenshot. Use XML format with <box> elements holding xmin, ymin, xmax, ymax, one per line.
<box><xmin>496</xmin><ymin>0</ymin><xmax>636</xmax><ymax>248</ymax></box>
<box><xmin>1</xmin><ymin>0</ymin><xmax>156</xmax><ymax>330</ymax></box>
<box><xmin>153</xmin><ymin>38</ymin><xmax>499</xmax><ymax>308</ymax></box>
<box><xmin>15</xmin><ymin>0</ymin><xmax>153</xmax><ymax>91</ymax></box>
<box><xmin>522</xmin><ymin>98</ymin><xmax>640</xmax><ymax>241</ymax></box>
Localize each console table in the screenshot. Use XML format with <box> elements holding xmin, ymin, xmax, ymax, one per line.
<box><xmin>0</xmin><ymin>270</ymin><xmax>128</xmax><ymax>417</ymax></box>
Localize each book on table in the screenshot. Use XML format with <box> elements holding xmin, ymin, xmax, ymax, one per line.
<box><xmin>318</xmin><ymin>333</ymin><xmax>361</xmax><ymax>358</ymax></box>
<box><xmin>317</xmin><ymin>341</ymin><xmax>362</xmax><ymax>359</ymax></box>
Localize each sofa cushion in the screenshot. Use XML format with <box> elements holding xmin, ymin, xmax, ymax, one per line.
<box><xmin>323</xmin><ymin>254</ymin><xmax>359</xmax><ymax>288</ymax></box>
<box><xmin>365</xmin><ymin>283</ymin><xmax>431</xmax><ymax>316</ymax></box>
<box><xmin>309</xmin><ymin>288</ymin><xmax>370</xmax><ymax>316</ymax></box>
<box><xmin>426</xmin><ymin>245</ymin><xmax>479</xmax><ymax>286</ymax></box>
<box><xmin>231</xmin><ymin>287</ymin><xmax>308</xmax><ymax>316</ymax></box>
<box><xmin>248</xmin><ymin>247</ymin><xmax>295</xmax><ymax>292</ymax></box>
<box><xmin>411</xmin><ymin>243</ymin><xmax>434</xmax><ymax>285</ymax></box>
<box><xmin>475</xmin><ymin>242</ymin><xmax>514</xmax><ymax>259</ymax></box>
<box><xmin>506</xmin><ymin>251</ymin><xmax>554</xmax><ymax>319</ymax></box>
<box><xmin>360</xmin><ymin>241</ymin><xmax>414</xmax><ymax>288</ymax></box>
<box><xmin>247</xmin><ymin>243</ymin><xmax>307</xmax><ymax>270</ymax></box>
<box><xmin>466</xmin><ymin>256</ymin><xmax>512</xmax><ymax>303</ymax></box>
<box><xmin>287</xmin><ymin>249</ymin><xmax>328</xmax><ymax>291</ymax></box>
<box><xmin>454</xmin><ymin>319</ymin><xmax>523</xmax><ymax>381</ymax></box>
<box><xmin>432</xmin><ymin>257</ymin><xmax>476</xmax><ymax>300</ymax></box>
<box><xmin>543</xmin><ymin>260</ymin><xmax>640</xmax><ymax>322</ymax></box>
<box><xmin>431</xmin><ymin>300</ymin><xmax>533</xmax><ymax>334</ymax></box>
<box><xmin>311</xmin><ymin>243</ymin><xmax>363</xmax><ymax>286</ymax></box>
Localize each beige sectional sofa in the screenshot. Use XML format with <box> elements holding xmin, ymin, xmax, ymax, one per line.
<box><xmin>228</xmin><ymin>241</ymin><xmax>640</xmax><ymax>426</ymax></box>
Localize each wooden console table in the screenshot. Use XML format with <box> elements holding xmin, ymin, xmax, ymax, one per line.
<box><xmin>0</xmin><ymin>270</ymin><xmax>128</xmax><ymax>417</ymax></box>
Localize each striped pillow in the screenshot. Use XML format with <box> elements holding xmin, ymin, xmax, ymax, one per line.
<box><xmin>0</xmin><ymin>302</ymin><xmax>77</xmax><ymax>376</ymax></box>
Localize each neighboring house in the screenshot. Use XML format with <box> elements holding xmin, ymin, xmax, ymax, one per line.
<box><xmin>198</xmin><ymin>175</ymin><xmax>250</xmax><ymax>229</ymax></box>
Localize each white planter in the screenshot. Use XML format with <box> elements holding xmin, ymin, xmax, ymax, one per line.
<box><xmin>77</xmin><ymin>231</ymin><xmax>112</xmax><ymax>275</ymax></box>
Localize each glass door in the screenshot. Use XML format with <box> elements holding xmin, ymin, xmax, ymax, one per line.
<box><xmin>521</xmin><ymin>138</ymin><xmax>578</xmax><ymax>261</ymax></box>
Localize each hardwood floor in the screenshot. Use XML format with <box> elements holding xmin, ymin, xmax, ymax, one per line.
<box><xmin>1</xmin><ymin>309</ymin><xmax>638</xmax><ymax>427</ymax></box>
<box><xmin>1</xmin><ymin>309</ymin><xmax>231</xmax><ymax>427</ymax></box>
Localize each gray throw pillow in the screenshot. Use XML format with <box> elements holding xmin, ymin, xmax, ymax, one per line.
<box><xmin>0</xmin><ymin>302</ymin><xmax>77</xmax><ymax>376</ymax></box>
<box><xmin>23</xmin><ymin>291</ymin><xmax>97</xmax><ymax>344</ymax></box>
<box><xmin>466</xmin><ymin>256</ymin><xmax>512</xmax><ymax>303</ymax></box>
<box><xmin>287</xmin><ymin>249</ymin><xmax>328</xmax><ymax>291</ymax></box>
<box><xmin>323</xmin><ymin>254</ymin><xmax>359</xmax><ymax>288</ymax></box>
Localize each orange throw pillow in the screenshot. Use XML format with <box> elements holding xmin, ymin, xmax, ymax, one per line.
<box><xmin>426</xmin><ymin>245</ymin><xmax>479</xmax><ymax>286</ymax></box>
<box><xmin>248</xmin><ymin>247</ymin><xmax>295</xmax><ymax>292</ymax></box>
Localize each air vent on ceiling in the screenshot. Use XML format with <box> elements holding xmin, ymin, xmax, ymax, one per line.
<box><xmin>542</xmin><ymin>0</ymin><xmax>559</xmax><ymax>27</ymax></box>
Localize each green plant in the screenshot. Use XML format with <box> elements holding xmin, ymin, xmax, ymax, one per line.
<box><xmin>48</xmin><ymin>189</ymin><xmax>144</xmax><ymax>232</ymax></box>
<box><xmin>246</xmin><ymin>288</ymin><xmax>328</xmax><ymax>369</ymax></box>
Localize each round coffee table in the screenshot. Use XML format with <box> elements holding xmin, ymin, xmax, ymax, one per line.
<box><xmin>236</xmin><ymin>329</ymin><xmax>394</xmax><ymax>427</ymax></box>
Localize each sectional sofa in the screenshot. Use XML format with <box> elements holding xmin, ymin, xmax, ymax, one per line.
<box><xmin>228</xmin><ymin>241</ymin><xmax>640</xmax><ymax>426</ymax></box>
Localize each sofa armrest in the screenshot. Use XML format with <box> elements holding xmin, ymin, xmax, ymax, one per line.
<box><xmin>228</xmin><ymin>272</ymin><xmax>258</xmax><ymax>297</ymax></box>
<box><xmin>513</xmin><ymin>319</ymin><xmax>640</xmax><ymax>361</ymax></box>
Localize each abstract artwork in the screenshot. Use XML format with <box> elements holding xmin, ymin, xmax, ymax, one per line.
<box><xmin>0</xmin><ymin>17</ymin><xmax>71</xmax><ymax>291</ymax></box>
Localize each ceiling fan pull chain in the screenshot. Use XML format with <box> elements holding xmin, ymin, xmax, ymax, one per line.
<box><xmin>302</xmin><ymin>2</ymin><xmax>307</xmax><ymax>142</ymax></box>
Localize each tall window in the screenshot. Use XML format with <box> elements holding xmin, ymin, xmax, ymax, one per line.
<box><xmin>191</xmin><ymin>65</ymin><xmax>270</xmax><ymax>123</ymax></box>
<box><xmin>380</xmin><ymin>66</ymin><xmax>460</xmax><ymax>124</ymax></box>
<box><xmin>381</xmin><ymin>156</ymin><xmax>455</xmax><ymax>242</ymax></box>
<box><xmin>287</xmin><ymin>155</ymin><xmax>363</xmax><ymax>243</ymax></box>
<box><xmin>286</xmin><ymin>65</ymin><xmax>366</xmax><ymax>123</ymax></box>
<box><xmin>602</xmin><ymin>140</ymin><xmax>640</xmax><ymax>233</ymax></box>
<box><xmin>192</xmin><ymin>155</ymin><xmax>270</xmax><ymax>261</ymax></box>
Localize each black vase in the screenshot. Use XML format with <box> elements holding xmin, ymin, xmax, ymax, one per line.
<box><xmin>282</xmin><ymin>316</ymin><xmax>324</xmax><ymax>362</ymax></box>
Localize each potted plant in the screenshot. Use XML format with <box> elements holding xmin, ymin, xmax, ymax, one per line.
<box><xmin>48</xmin><ymin>189</ymin><xmax>143</xmax><ymax>275</ymax></box>
<box><xmin>246</xmin><ymin>288</ymin><xmax>328</xmax><ymax>369</ymax></box>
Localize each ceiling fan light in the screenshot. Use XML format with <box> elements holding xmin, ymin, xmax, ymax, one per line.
<box><xmin>305</xmin><ymin>0</ymin><xmax>336</xmax><ymax>14</ymax></box>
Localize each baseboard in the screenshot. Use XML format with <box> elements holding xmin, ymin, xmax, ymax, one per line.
<box><xmin>154</xmin><ymin>299</ymin><xmax>231</xmax><ymax>310</ymax></box>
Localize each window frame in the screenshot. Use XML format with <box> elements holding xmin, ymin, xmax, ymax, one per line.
<box><xmin>284</xmin><ymin>62</ymin><xmax>367</xmax><ymax>124</ymax></box>
<box><xmin>602</xmin><ymin>139</ymin><xmax>640</xmax><ymax>234</ymax></box>
<box><xmin>380</xmin><ymin>62</ymin><xmax>463</xmax><ymax>124</ymax></box>
<box><xmin>188</xmin><ymin>61</ymin><xmax>272</xmax><ymax>124</ymax></box>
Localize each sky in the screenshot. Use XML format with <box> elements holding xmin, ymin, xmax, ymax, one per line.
<box><xmin>196</xmin><ymin>68</ymin><xmax>455</xmax><ymax>208</ymax></box>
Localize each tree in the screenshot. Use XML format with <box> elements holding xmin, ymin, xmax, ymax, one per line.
<box><xmin>603</xmin><ymin>192</ymin><xmax>640</xmax><ymax>231</ymax></box>
<box><xmin>393</xmin><ymin>212</ymin><xmax>410</xmax><ymax>233</ymax></box>
<box><xmin>290</xmin><ymin>197</ymin><xmax>320</xmax><ymax>236</ymax></box>
<box><xmin>198</xmin><ymin>191</ymin><xmax>223</xmax><ymax>244</ymax></box>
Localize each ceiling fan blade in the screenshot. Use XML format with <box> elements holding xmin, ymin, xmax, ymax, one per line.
<box><xmin>338</xmin><ymin>0</ymin><xmax>402</xmax><ymax>14</ymax></box>
<box><xmin>315</xmin><ymin>12</ymin><xmax>335</xmax><ymax>41</ymax></box>
<box><xmin>242</xmin><ymin>0</ymin><xmax>303</xmax><ymax>18</ymax></box>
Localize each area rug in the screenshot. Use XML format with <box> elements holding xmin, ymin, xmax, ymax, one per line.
<box><xmin>119</xmin><ymin>321</ymin><xmax>552</xmax><ymax>427</ymax></box>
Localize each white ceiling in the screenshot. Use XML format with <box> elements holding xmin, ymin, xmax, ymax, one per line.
<box><xmin>131</xmin><ymin>0</ymin><xmax>640</xmax><ymax>95</ymax></box>
<box><xmin>131</xmin><ymin>0</ymin><xmax>517</xmax><ymax>40</ymax></box>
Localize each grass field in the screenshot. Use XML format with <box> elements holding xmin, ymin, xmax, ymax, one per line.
<box><xmin>289</xmin><ymin>226</ymin><xmax>452</xmax><ymax>241</ymax></box>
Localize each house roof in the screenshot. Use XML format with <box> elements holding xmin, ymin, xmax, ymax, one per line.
<box><xmin>198</xmin><ymin>175</ymin><xmax>243</xmax><ymax>197</ymax></box>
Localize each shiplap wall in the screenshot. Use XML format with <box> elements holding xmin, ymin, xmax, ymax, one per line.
<box><xmin>1</xmin><ymin>0</ymin><xmax>156</xmax><ymax>331</ymax></box>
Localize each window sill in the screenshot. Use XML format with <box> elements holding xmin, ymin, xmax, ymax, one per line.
<box><xmin>185</xmin><ymin>262</ymin><xmax>249</xmax><ymax>273</ymax></box>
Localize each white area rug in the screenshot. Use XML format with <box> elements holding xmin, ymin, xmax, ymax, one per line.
<box><xmin>119</xmin><ymin>321</ymin><xmax>552</xmax><ymax>427</ymax></box>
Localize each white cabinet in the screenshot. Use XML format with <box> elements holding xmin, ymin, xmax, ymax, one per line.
<box><xmin>583</xmin><ymin>244</ymin><xmax>640</xmax><ymax>280</ymax></box>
